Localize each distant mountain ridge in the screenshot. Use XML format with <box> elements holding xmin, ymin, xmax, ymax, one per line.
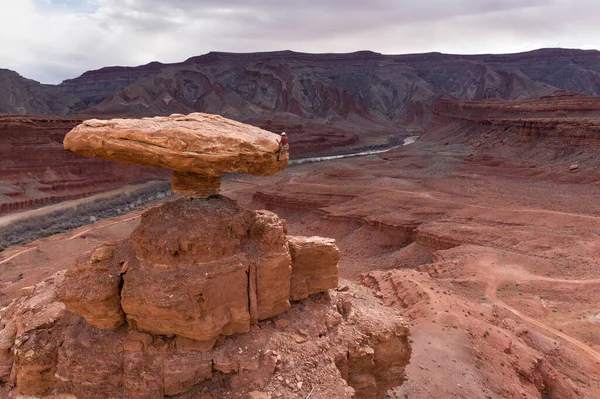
<box><xmin>0</xmin><ymin>69</ymin><xmax>82</xmax><ymax>116</ymax></box>
<box><xmin>2</xmin><ymin>48</ymin><xmax>600</xmax><ymax>144</ymax></box>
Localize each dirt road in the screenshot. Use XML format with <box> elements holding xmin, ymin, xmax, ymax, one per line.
<box><xmin>0</xmin><ymin>181</ymin><xmax>162</xmax><ymax>228</ymax></box>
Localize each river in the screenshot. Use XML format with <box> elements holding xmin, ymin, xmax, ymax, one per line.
<box><xmin>290</xmin><ymin>135</ymin><xmax>419</xmax><ymax>166</ymax></box>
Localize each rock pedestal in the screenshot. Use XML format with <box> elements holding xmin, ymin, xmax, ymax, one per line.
<box><xmin>171</xmin><ymin>172</ymin><xmax>221</xmax><ymax>197</ymax></box>
<box><xmin>0</xmin><ymin>268</ymin><xmax>410</xmax><ymax>399</ymax></box>
<box><xmin>0</xmin><ymin>113</ymin><xmax>353</xmax><ymax>398</ymax></box>
<box><xmin>121</xmin><ymin>196</ymin><xmax>292</xmax><ymax>341</ymax></box>
<box><xmin>56</xmin><ymin>196</ymin><xmax>339</xmax><ymax>345</ymax></box>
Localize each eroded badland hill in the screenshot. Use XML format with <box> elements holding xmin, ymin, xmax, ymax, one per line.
<box><xmin>1</xmin><ymin>90</ymin><xmax>600</xmax><ymax>398</ymax></box>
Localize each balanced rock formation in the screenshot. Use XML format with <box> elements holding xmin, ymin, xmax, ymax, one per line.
<box><xmin>0</xmin><ymin>114</ymin><xmax>363</xmax><ymax>398</ymax></box>
<box><xmin>0</xmin><ymin>196</ymin><xmax>347</xmax><ymax>398</ymax></box>
<box><xmin>64</xmin><ymin>113</ymin><xmax>288</xmax><ymax>197</ymax></box>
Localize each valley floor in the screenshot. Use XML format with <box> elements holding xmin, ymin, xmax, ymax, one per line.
<box><xmin>1</xmin><ymin>138</ymin><xmax>600</xmax><ymax>398</ymax></box>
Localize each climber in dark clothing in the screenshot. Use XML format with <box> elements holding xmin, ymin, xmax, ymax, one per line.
<box><xmin>277</xmin><ymin>132</ymin><xmax>289</xmax><ymax>162</ymax></box>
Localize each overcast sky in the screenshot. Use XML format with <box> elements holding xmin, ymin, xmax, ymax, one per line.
<box><xmin>2</xmin><ymin>0</ymin><xmax>599</xmax><ymax>84</ymax></box>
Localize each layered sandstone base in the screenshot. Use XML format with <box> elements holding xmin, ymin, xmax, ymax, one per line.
<box><xmin>171</xmin><ymin>172</ymin><xmax>222</xmax><ymax>197</ymax></box>
<box><xmin>57</xmin><ymin>196</ymin><xmax>338</xmax><ymax>345</ymax></box>
<box><xmin>0</xmin><ymin>198</ymin><xmax>413</xmax><ymax>399</ymax></box>
<box><xmin>0</xmin><ymin>272</ymin><xmax>410</xmax><ymax>398</ymax></box>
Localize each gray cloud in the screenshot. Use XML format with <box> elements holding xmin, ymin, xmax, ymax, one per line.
<box><xmin>0</xmin><ymin>0</ymin><xmax>597</xmax><ymax>83</ymax></box>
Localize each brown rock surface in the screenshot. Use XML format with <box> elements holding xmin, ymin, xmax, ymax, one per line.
<box><xmin>54</xmin><ymin>195</ymin><xmax>336</xmax><ymax>346</ymax></box>
<box><xmin>122</xmin><ymin>196</ymin><xmax>292</xmax><ymax>340</ymax></box>
<box><xmin>64</xmin><ymin>113</ymin><xmax>288</xmax><ymax>197</ymax></box>
<box><xmin>122</xmin><ymin>251</ymin><xmax>252</xmax><ymax>342</ymax></box>
<box><xmin>0</xmin><ymin>270</ymin><xmax>408</xmax><ymax>398</ymax></box>
<box><xmin>56</xmin><ymin>243</ymin><xmax>129</xmax><ymax>330</ymax></box>
<box><xmin>288</xmin><ymin>236</ymin><xmax>340</xmax><ymax>301</ymax></box>
<box><xmin>0</xmin><ymin>320</ymin><xmax>15</xmax><ymax>381</ymax></box>
<box><xmin>249</xmin><ymin>210</ymin><xmax>292</xmax><ymax>320</ymax></box>
<box><xmin>3</xmin><ymin>272</ymin><xmax>70</xmax><ymax>395</ymax></box>
<box><xmin>427</xmin><ymin>91</ymin><xmax>600</xmax><ymax>175</ymax></box>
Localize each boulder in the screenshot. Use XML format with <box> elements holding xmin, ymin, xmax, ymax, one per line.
<box><xmin>288</xmin><ymin>236</ymin><xmax>340</xmax><ymax>301</ymax></box>
<box><xmin>63</xmin><ymin>113</ymin><xmax>288</xmax><ymax>197</ymax></box>
<box><xmin>56</xmin><ymin>243</ymin><xmax>129</xmax><ymax>330</ymax></box>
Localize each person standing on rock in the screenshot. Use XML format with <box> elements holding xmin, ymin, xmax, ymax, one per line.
<box><xmin>277</xmin><ymin>132</ymin><xmax>289</xmax><ymax>162</ymax></box>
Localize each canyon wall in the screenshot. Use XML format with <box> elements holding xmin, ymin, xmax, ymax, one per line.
<box><xmin>4</xmin><ymin>48</ymin><xmax>600</xmax><ymax>158</ymax></box>
<box><xmin>425</xmin><ymin>91</ymin><xmax>600</xmax><ymax>169</ymax></box>
<box><xmin>0</xmin><ymin>115</ymin><xmax>167</xmax><ymax>213</ymax></box>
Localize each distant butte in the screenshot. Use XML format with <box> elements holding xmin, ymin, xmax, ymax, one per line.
<box><xmin>63</xmin><ymin>113</ymin><xmax>288</xmax><ymax>197</ymax></box>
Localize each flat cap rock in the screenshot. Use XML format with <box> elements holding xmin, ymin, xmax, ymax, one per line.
<box><xmin>64</xmin><ymin>113</ymin><xmax>288</xmax><ymax>197</ymax></box>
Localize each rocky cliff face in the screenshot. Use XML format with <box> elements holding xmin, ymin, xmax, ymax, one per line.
<box><xmin>0</xmin><ymin>69</ymin><xmax>81</xmax><ymax>116</ymax></box>
<box><xmin>55</xmin><ymin>61</ymin><xmax>169</xmax><ymax>112</ymax></box>
<box><xmin>0</xmin><ymin>195</ymin><xmax>406</xmax><ymax>399</ymax></box>
<box><xmin>425</xmin><ymin>91</ymin><xmax>600</xmax><ymax>171</ymax></box>
<box><xmin>0</xmin><ymin>115</ymin><xmax>167</xmax><ymax>213</ymax></box>
<box><xmin>4</xmin><ymin>48</ymin><xmax>600</xmax><ymax>139</ymax></box>
<box><xmin>481</xmin><ymin>48</ymin><xmax>600</xmax><ymax>96</ymax></box>
<box><xmin>83</xmin><ymin>50</ymin><xmax>557</xmax><ymax>130</ymax></box>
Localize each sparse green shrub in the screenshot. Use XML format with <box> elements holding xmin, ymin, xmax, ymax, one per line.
<box><xmin>0</xmin><ymin>182</ymin><xmax>173</xmax><ymax>249</ymax></box>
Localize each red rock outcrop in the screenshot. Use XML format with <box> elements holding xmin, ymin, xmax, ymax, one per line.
<box><xmin>57</xmin><ymin>243</ymin><xmax>130</xmax><ymax>330</ymax></box>
<box><xmin>64</xmin><ymin>113</ymin><xmax>288</xmax><ymax>197</ymax></box>
<box><xmin>426</xmin><ymin>91</ymin><xmax>600</xmax><ymax>169</ymax></box>
<box><xmin>0</xmin><ymin>187</ymin><xmax>346</xmax><ymax>397</ymax></box>
<box><xmin>122</xmin><ymin>197</ymin><xmax>290</xmax><ymax>341</ymax></box>
<box><xmin>0</xmin><ymin>239</ymin><xmax>407</xmax><ymax>398</ymax></box>
<box><xmin>288</xmin><ymin>236</ymin><xmax>340</xmax><ymax>301</ymax></box>
<box><xmin>55</xmin><ymin>196</ymin><xmax>338</xmax><ymax>346</ymax></box>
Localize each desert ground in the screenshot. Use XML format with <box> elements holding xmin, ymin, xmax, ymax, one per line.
<box><xmin>2</xmin><ymin>131</ymin><xmax>599</xmax><ymax>397</ymax></box>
